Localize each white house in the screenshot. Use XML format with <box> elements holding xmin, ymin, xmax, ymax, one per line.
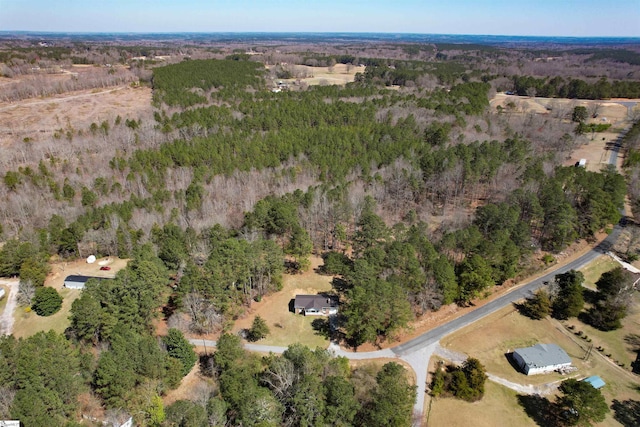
<box><xmin>512</xmin><ymin>343</ymin><xmax>572</xmax><ymax>375</ymax></box>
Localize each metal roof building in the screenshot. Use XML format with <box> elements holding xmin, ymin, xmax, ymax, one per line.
<box><xmin>63</xmin><ymin>275</ymin><xmax>106</xmax><ymax>290</ymax></box>
<box><xmin>583</xmin><ymin>375</ymin><xmax>605</xmax><ymax>389</ymax></box>
<box><xmin>512</xmin><ymin>343</ymin><xmax>572</xmax><ymax>375</ymax></box>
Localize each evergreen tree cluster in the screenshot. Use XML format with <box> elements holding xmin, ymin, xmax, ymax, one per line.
<box><xmin>430</xmin><ymin>358</ymin><xmax>487</xmax><ymax>402</ymax></box>
<box><xmin>513</xmin><ymin>75</ymin><xmax>640</xmax><ymax>99</ymax></box>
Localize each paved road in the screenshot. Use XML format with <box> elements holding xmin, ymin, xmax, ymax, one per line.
<box><xmin>0</xmin><ymin>279</ymin><xmax>19</xmax><ymax>335</ymax></box>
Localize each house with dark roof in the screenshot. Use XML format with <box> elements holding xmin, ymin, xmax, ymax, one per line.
<box><xmin>294</xmin><ymin>295</ymin><xmax>338</xmax><ymax>316</ymax></box>
<box><xmin>512</xmin><ymin>343</ymin><xmax>572</xmax><ymax>375</ymax></box>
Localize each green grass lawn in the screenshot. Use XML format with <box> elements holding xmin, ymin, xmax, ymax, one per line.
<box><xmin>564</xmin><ymin>292</ymin><xmax>640</xmax><ymax>370</ymax></box>
<box><xmin>12</xmin><ymin>287</ymin><xmax>81</xmax><ymax>338</ymax></box>
<box><xmin>427</xmin><ymin>380</ymin><xmax>537</xmax><ymax>427</ymax></box>
<box><xmin>579</xmin><ymin>255</ymin><xmax>619</xmax><ymax>289</ymax></box>
<box><xmin>232</xmin><ymin>256</ymin><xmax>333</xmax><ymax>349</ymax></box>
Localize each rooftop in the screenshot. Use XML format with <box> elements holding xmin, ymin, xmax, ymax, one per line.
<box><xmin>583</xmin><ymin>375</ymin><xmax>606</xmax><ymax>389</ymax></box>
<box><xmin>294</xmin><ymin>294</ymin><xmax>336</xmax><ymax>311</ymax></box>
<box><xmin>514</xmin><ymin>343</ymin><xmax>571</xmax><ymax>368</ymax></box>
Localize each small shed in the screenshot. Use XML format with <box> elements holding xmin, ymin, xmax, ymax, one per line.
<box><xmin>583</xmin><ymin>375</ymin><xmax>605</xmax><ymax>389</ymax></box>
<box><xmin>0</xmin><ymin>421</ymin><xmax>21</xmax><ymax>427</ymax></box>
<box><xmin>63</xmin><ymin>275</ymin><xmax>104</xmax><ymax>290</ymax></box>
<box><xmin>512</xmin><ymin>343</ymin><xmax>572</xmax><ymax>375</ymax></box>
<box><xmin>294</xmin><ymin>295</ymin><xmax>338</xmax><ymax>316</ymax></box>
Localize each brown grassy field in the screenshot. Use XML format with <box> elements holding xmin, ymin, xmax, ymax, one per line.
<box><xmin>427</xmin><ymin>379</ymin><xmax>537</xmax><ymax>427</ymax></box>
<box><xmin>0</xmin><ymin>84</ymin><xmax>152</xmax><ymax>148</ymax></box>
<box><xmin>231</xmin><ymin>255</ymin><xmax>333</xmax><ymax>349</ymax></box>
<box><xmin>274</xmin><ymin>63</ymin><xmax>366</xmax><ymax>88</ymax></box>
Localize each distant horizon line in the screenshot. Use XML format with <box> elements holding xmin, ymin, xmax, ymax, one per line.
<box><xmin>1</xmin><ymin>30</ymin><xmax>639</xmax><ymax>40</ymax></box>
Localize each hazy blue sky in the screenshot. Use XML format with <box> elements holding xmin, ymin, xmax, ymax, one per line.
<box><xmin>1</xmin><ymin>0</ymin><xmax>639</xmax><ymax>37</ymax></box>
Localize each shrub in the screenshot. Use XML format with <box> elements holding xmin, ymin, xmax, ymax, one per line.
<box><xmin>247</xmin><ymin>315</ymin><xmax>270</xmax><ymax>342</ymax></box>
<box><xmin>31</xmin><ymin>287</ymin><xmax>62</xmax><ymax>316</ymax></box>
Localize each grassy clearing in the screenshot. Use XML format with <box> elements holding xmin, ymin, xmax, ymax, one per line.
<box><xmin>232</xmin><ymin>256</ymin><xmax>333</xmax><ymax>349</ymax></box>
<box><xmin>12</xmin><ymin>287</ymin><xmax>81</xmax><ymax>338</ymax></box>
<box><xmin>427</xmin><ymin>380</ymin><xmax>537</xmax><ymax>427</ymax></box>
<box><xmin>580</xmin><ymin>255</ymin><xmax>619</xmax><ymax>289</ymax></box>
<box><xmin>0</xmin><ymin>284</ymin><xmax>8</xmax><ymax>312</ymax></box>
<box><xmin>565</xmin><ymin>292</ymin><xmax>640</xmax><ymax>370</ymax></box>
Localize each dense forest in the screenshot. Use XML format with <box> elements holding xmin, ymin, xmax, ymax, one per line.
<box><xmin>0</xmin><ymin>37</ymin><xmax>639</xmax><ymax>425</ymax></box>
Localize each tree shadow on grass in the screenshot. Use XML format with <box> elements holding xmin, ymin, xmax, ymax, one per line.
<box><xmin>311</xmin><ymin>318</ymin><xmax>331</xmax><ymax>339</ymax></box>
<box><xmin>612</xmin><ymin>399</ymin><xmax>640</xmax><ymax>427</ymax></box>
<box><xmin>331</xmin><ymin>277</ymin><xmax>350</xmax><ymax>293</ymax></box>
<box><xmin>517</xmin><ymin>394</ymin><xmax>559</xmax><ymax>427</ymax></box>
<box><xmin>624</xmin><ymin>334</ymin><xmax>640</xmax><ymax>374</ymax></box>
<box><xmin>504</xmin><ymin>352</ymin><xmax>525</xmax><ymax>375</ymax></box>
<box><xmin>584</xmin><ymin>288</ymin><xmax>602</xmax><ymax>305</ymax></box>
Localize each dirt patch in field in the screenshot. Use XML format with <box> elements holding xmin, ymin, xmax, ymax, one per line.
<box><xmin>0</xmin><ymin>84</ymin><xmax>152</xmax><ymax>147</ymax></box>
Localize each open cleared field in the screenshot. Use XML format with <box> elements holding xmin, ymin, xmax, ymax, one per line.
<box><xmin>0</xmin><ymin>84</ymin><xmax>152</xmax><ymax>147</ymax></box>
<box><xmin>427</xmin><ymin>379</ymin><xmax>537</xmax><ymax>427</ymax></box>
<box><xmin>273</xmin><ymin>63</ymin><xmax>366</xmax><ymax>87</ymax></box>
<box><xmin>231</xmin><ymin>255</ymin><xmax>333</xmax><ymax>349</ymax></box>
<box><xmin>12</xmin><ymin>286</ymin><xmax>79</xmax><ymax>337</ymax></box>
<box><xmin>564</xmin><ymin>292</ymin><xmax>640</xmax><ymax>370</ymax></box>
<box><xmin>11</xmin><ymin>256</ymin><xmax>128</xmax><ymax>338</ymax></box>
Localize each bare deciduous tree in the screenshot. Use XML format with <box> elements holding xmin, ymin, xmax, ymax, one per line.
<box><xmin>17</xmin><ymin>280</ymin><xmax>35</xmax><ymax>306</ymax></box>
<box><xmin>0</xmin><ymin>386</ymin><xmax>15</xmax><ymax>419</ymax></box>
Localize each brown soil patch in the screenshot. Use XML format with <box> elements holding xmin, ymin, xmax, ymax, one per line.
<box><xmin>0</xmin><ymin>84</ymin><xmax>152</xmax><ymax>147</ymax></box>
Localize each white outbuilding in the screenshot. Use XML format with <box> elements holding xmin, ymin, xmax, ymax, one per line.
<box><xmin>512</xmin><ymin>343</ymin><xmax>572</xmax><ymax>375</ymax></box>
